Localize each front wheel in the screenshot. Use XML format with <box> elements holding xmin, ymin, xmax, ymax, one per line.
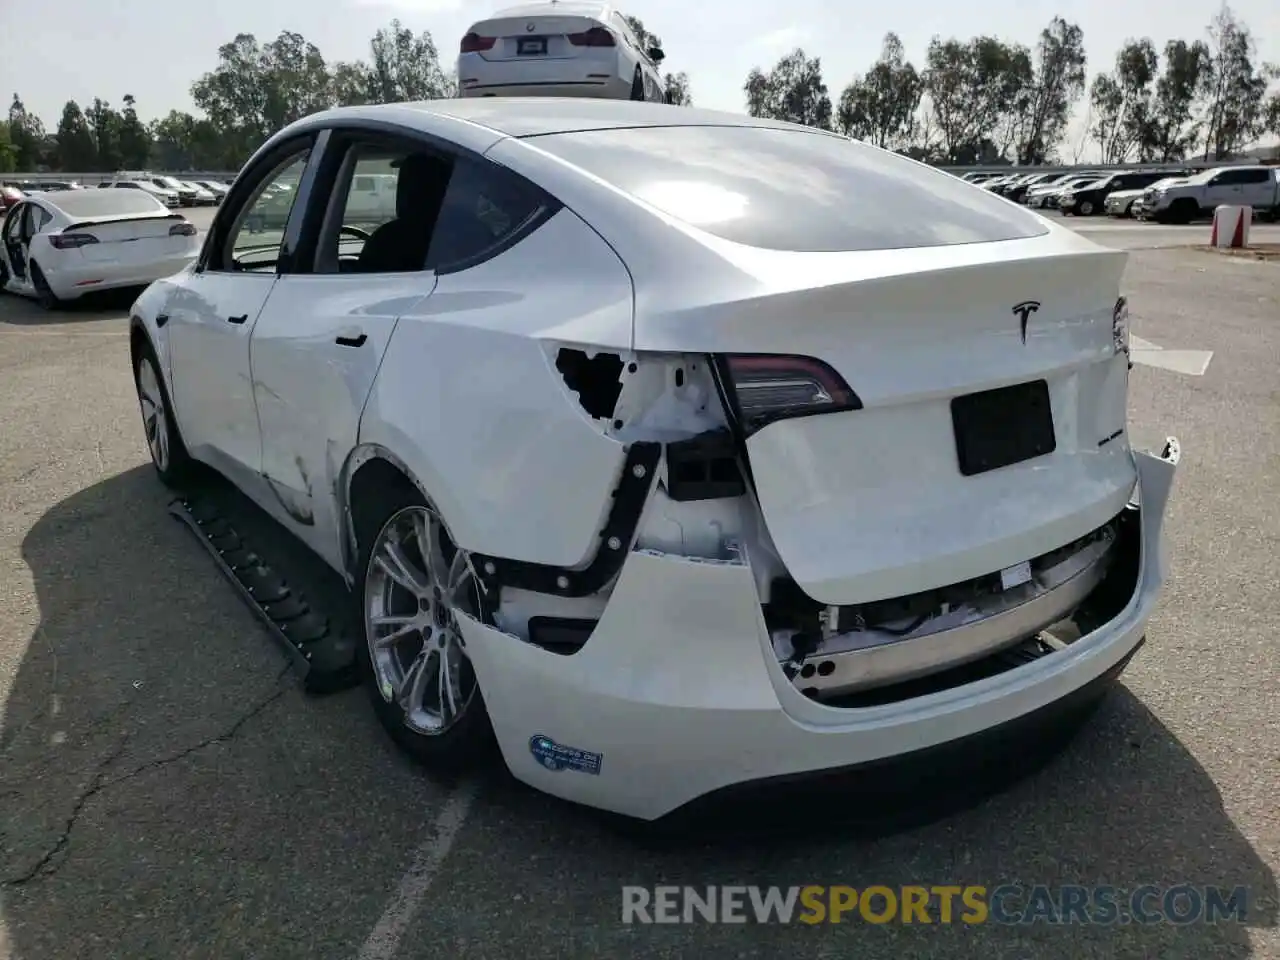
<box><xmin>357</xmin><ymin>491</ymin><xmax>495</xmax><ymax>771</ymax></box>
<box><xmin>1079</xmin><ymin>200</ymin><xmax>1095</xmax><ymax>216</ymax></box>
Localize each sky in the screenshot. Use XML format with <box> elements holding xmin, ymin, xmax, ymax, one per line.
<box><xmin>2</xmin><ymin>0</ymin><xmax>1278</xmax><ymax>158</ymax></box>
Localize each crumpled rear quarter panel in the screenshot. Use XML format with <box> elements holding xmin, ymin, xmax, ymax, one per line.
<box><xmin>356</xmin><ymin>207</ymin><xmax>635</xmax><ymax>567</ymax></box>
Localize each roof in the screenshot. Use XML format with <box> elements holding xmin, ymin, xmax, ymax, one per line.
<box><xmin>398</xmin><ymin>97</ymin><xmax>841</xmax><ymax>140</ymax></box>
<box><xmin>484</xmin><ymin>1</ymin><xmax>609</xmax><ymax>20</ymax></box>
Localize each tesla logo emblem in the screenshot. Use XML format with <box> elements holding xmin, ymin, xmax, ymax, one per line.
<box><xmin>526</xmin><ymin>22</ymin><xmax>536</xmax><ymax>31</ymax></box>
<box><xmin>1012</xmin><ymin>300</ymin><xmax>1041</xmax><ymax>344</ymax></box>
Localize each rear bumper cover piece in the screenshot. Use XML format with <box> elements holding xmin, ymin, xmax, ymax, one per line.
<box><xmin>457</xmin><ymin>443</ymin><xmax>1180</xmax><ymax>821</ymax></box>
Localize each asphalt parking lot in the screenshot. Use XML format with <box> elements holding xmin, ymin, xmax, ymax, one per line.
<box><xmin>1</xmin><ymin>210</ymin><xmax>1277</xmax><ymax>959</ymax></box>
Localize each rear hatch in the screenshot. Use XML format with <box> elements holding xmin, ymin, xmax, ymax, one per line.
<box><xmin>465</xmin><ymin>13</ymin><xmax>610</xmax><ymax>62</ymax></box>
<box><xmin>521</xmin><ymin>124</ymin><xmax>1139</xmax><ymax>606</ymax></box>
<box><xmin>721</xmin><ymin>250</ymin><xmax>1135</xmax><ymax>605</ymax></box>
<box><xmin>62</xmin><ymin>214</ymin><xmax>195</xmax><ymax>264</ymax></box>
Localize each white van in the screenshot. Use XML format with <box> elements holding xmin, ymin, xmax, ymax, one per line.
<box><xmin>345</xmin><ymin>173</ymin><xmax>398</xmax><ymax>224</ymax></box>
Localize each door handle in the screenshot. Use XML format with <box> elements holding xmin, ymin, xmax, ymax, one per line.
<box><xmin>335</xmin><ymin>333</ymin><xmax>367</xmax><ymax>348</ymax></box>
<box><xmin>227</xmin><ymin>314</ymin><xmax>248</xmax><ymax>325</ymax></box>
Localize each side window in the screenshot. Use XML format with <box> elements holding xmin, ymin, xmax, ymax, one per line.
<box><xmin>426</xmin><ymin>157</ymin><xmax>546</xmax><ymax>273</ymax></box>
<box><xmin>1237</xmin><ymin>169</ymin><xmax>1268</xmax><ymax>184</ymax></box>
<box><xmin>32</xmin><ymin>207</ymin><xmax>52</xmax><ymax>232</ymax></box>
<box><xmin>314</xmin><ymin>141</ymin><xmax>446</xmax><ymax>274</ymax></box>
<box><xmin>3</xmin><ymin>205</ymin><xmax>24</xmax><ymax>242</ymax></box>
<box><xmin>220</xmin><ymin>148</ymin><xmax>311</xmax><ymax>273</ymax></box>
<box><xmin>1212</xmin><ymin>170</ymin><xmax>1241</xmax><ymax>186</ymax></box>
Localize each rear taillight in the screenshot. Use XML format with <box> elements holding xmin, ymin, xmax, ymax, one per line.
<box><xmin>49</xmin><ymin>232</ymin><xmax>98</xmax><ymax>249</ymax></box>
<box><xmin>461</xmin><ymin>32</ymin><xmax>496</xmax><ymax>53</ymax></box>
<box><xmin>568</xmin><ymin>26</ymin><xmax>616</xmax><ymax>46</ymax></box>
<box><xmin>719</xmin><ymin>354</ymin><xmax>861</xmax><ymax>435</ymax></box>
<box><xmin>169</xmin><ymin>222</ymin><xmax>197</xmax><ymax>236</ymax></box>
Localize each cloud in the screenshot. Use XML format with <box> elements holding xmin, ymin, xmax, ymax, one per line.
<box><xmin>748</xmin><ymin>25</ymin><xmax>806</xmax><ymax>55</ymax></box>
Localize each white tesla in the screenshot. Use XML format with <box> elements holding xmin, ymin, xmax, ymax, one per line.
<box><xmin>458</xmin><ymin>2</ymin><xmax>667</xmax><ymax>102</ymax></box>
<box><xmin>127</xmin><ymin>99</ymin><xmax>1180</xmax><ymax>823</ymax></box>
<box><xmin>1</xmin><ymin>188</ymin><xmax>200</xmax><ymax>309</ymax></box>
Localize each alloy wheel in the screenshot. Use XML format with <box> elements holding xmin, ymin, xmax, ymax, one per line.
<box><xmin>364</xmin><ymin>505</ymin><xmax>480</xmax><ymax>735</ymax></box>
<box><xmin>136</xmin><ymin>357</ymin><xmax>170</xmax><ymax>471</ymax></box>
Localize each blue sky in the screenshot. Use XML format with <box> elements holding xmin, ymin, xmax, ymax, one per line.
<box><xmin>1</xmin><ymin>0</ymin><xmax>1277</xmax><ymax>154</ymax></box>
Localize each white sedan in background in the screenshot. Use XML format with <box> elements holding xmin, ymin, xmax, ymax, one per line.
<box><xmin>0</xmin><ymin>189</ymin><xmax>199</xmax><ymax>309</ymax></box>
<box><xmin>458</xmin><ymin>2</ymin><xmax>667</xmax><ymax>101</ymax></box>
<box><xmin>128</xmin><ymin>99</ymin><xmax>1179</xmax><ymax>823</ymax></box>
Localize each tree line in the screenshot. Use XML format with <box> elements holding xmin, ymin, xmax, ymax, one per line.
<box><xmin>0</xmin><ymin>6</ymin><xmax>1275</xmax><ymax>174</ymax></box>
<box><xmin>747</xmin><ymin>5</ymin><xmax>1279</xmax><ymax>164</ymax></box>
<box><xmin>0</xmin><ymin>16</ymin><xmax>691</xmax><ymax>174</ymax></box>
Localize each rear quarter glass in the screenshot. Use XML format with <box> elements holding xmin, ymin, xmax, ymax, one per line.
<box><xmin>526</xmin><ymin>125</ymin><xmax>1049</xmax><ymax>253</ymax></box>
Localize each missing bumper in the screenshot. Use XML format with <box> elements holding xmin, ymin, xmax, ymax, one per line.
<box><xmin>772</xmin><ymin>509</ymin><xmax>1142</xmax><ymax>705</ymax></box>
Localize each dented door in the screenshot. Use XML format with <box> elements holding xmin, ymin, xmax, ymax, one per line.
<box><xmin>249</xmin><ymin>274</ymin><xmax>436</xmax><ymax>569</ymax></box>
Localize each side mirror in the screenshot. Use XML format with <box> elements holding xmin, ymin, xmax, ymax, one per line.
<box><xmin>647</xmin><ymin>46</ymin><xmax>665</xmax><ymax>63</ymax></box>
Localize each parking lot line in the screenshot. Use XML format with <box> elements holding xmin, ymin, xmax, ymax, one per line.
<box><xmin>355</xmin><ymin>780</ymin><xmax>479</xmax><ymax>960</ymax></box>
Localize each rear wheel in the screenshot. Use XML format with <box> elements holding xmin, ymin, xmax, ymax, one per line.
<box><xmin>356</xmin><ymin>488</ymin><xmax>495</xmax><ymax>771</ymax></box>
<box><xmin>30</xmin><ymin>262</ymin><xmax>59</xmax><ymax>311</ymax></box>
<box><xmin>629</xmin><ymin>65</ymin><xmax>644</xmax><ymax>101</ymax></box>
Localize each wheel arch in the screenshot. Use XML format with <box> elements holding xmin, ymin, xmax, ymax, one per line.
<box><xmin>339</xmin><ymin>444</ymin><xmax>444</xmax><ymax>586</ymax></box>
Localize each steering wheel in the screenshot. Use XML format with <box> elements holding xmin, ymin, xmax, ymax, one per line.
<box><xmin>339</xmin><ymin>225</ymin><xmax>372</xmax><ymax>242</ymax></box>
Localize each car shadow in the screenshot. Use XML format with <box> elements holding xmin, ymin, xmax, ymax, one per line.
<box><xmin>460</xmin><ymin>678</ymin><xmax>1278</xmax><ymax>955</ymax></box>
<box><xmin>0</xmin><ymin>465</ymin><xmax>458</xmax><ymax>959</ymax></box>
<box><xmin>0</xmin><ymin>287</ymin><xmax>142</xmax><ymax>325</ymax></box>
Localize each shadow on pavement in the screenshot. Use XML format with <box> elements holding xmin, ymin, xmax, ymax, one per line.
<box><xmin>444</xmin><ymin>679</ymin><xmax>1278</xmax><ymax>957</ymax></box>
<box><xmin>0</xmin><ymin>466</ymin><xmax>462</xmax><ymax>959</ymax></box>
<box><xmin>0</xmin><ymin>287</ymin><xmax>141</xmax><ymax>326</ymax></box>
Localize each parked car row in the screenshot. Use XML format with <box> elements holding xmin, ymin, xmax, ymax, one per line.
<box><xmin>960</xmin><ymin>165</ymin><xmax>1280</xmax><ymax>223</ymax></box>
<box><xmin>100</xmin><ymin>173</ymin><xmax>228</xmax><ymax>208</ymax></box>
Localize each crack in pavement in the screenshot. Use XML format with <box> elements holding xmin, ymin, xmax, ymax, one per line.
<box><xmin>1</xmin><ymin>666</ymin><xmax>294</xmax><ymax>887</ymax></box>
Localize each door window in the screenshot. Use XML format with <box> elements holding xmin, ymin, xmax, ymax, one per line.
<box><xmin>313</xmin><ymin>136</ymin><xmax>548</xmax><ymax>275</ymax></box>
<box><xmin>219</xmin><ymin>148</ymin><xmax>312</xmax><ymax>273</ymax></box>
<box><xmin>3</xmin><ymin>205</ymin><xmax>24</xmax><ymax>243</ymax></box>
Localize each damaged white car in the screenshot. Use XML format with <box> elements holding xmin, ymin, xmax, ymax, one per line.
<box><xmin>128</xmin><ymin>99</ymin><xmax>1180</xmax><ymax>822</ymax></box>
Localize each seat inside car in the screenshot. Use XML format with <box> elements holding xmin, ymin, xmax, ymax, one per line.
<box><xmin>355</xmin><ymin>152</ymin><xmax>453</xmax><ymax>273</ymax></box>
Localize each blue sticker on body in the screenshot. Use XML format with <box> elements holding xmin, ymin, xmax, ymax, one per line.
<box><xmin>528</xmin><ymin>734</ymin><xmax>603</xmax><ymax>775</ymax></box>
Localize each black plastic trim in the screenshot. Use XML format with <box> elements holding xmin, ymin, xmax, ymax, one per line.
<box><xmin>528</xmin><ymin>616</ymin><xmax>599</xmax><ymax>655</ymax></box>
<box><xmin>64</xmin><ymin>213</ymin><xmax>183</xmax><ymax>231</ymax></box>
<box><xmin>665</xmin><ymin>428</ymin><xmax>746</xmax><ymax>501</ymax></box>
<box><xmin>471</xmin><ymin>441</ymin><xmax>660</xmax><ymax>597</ymax></box>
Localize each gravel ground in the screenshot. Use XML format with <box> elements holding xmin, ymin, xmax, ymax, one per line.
<box><xmin>0</xmin><ymin>244</ymin><xmax>1276</xmax><ymax>959</ymax></box>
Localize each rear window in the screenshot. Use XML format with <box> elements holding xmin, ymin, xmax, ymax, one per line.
<box><xmin>530</xmin><ymin>125</ymin><xmax>1048</xmax><ymax>252</ymax></box>
<box><xmin>49</xmin><ymin>190</ymin><xmax>168</xmax><ymax>218</ymax></box>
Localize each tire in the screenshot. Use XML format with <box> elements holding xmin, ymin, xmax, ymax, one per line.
<box><xmin>1079</xmin><ymin>200</ymin><xmax>1095</xmax><ymax>216</ymax></box>
<box><xmin>30</xmin><ymin>262</ymin><xmax>60</xmax><ymax>311</ymax></box>
<box><xmin>133</xmin><ymin>340</ymin><xmax>196</xmax><ymax>487</ymax></box>
<box><xmin>1171</xmin><ymin>199</ymin><xmax>1197</xmax><ymax>225</ymax></box>
<box><xmin>354</xmin><ymin>484</ymin><xmax>495</xmax><ymax>772</ymax></box>
<box><xmin>629</xmin><ymin>65</ymin><xmax>644</xmax><ymax>101</ymax></box>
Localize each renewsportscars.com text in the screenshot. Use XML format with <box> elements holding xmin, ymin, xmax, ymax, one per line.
<box><xmin>621</xmin><ymin>884</ymin><xmax>1249</xmax><ymax>925</ymax></box>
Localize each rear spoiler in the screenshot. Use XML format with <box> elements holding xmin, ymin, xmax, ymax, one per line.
<box><xmin>64</xmin><ymin>213</ymin><xmax>184</xmax><ymax>231</ymax></box>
